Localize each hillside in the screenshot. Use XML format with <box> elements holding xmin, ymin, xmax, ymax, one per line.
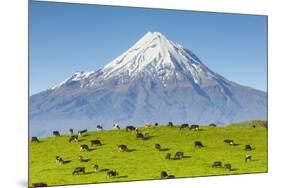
<box><xmin>29</xmin><ymin>124</ymin><xmax>267</xmax><ymax>187</ymax></box>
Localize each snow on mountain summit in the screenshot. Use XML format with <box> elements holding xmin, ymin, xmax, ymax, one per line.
<box><xmin>51</xmin><ymin>31</ymin><xmax>222</xmax><ymax>90</ymax></box>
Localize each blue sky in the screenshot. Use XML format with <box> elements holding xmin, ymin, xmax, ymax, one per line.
<box><xmin>30</xmin><ymin>1</ymin><xmax>267</xmax><ymax>95</ymax></box>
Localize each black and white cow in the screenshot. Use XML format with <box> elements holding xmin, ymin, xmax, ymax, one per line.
<box><xmin>167</xmin><ymin>122</ymin><xmax>173</xmax><ymax>127</ymax></box>
<box><xmin>190</xmin><ymin>124</ymin><xmax>199</xmax><ymax>131</ymax></box>
<box><xmin>179</xmin><ymin>124</ymin><xmax>189</xmax><ymax>130</ymax></box>
<box><xmin>245</xmin><ymin>144</ymin><xmax>253</xmax><ymax>151</ymax></box>
<box><xmin>72</xmin><ymin>167</ymin><xmax>85</xmax><ymax>175</ymax></box>
<box><xmin>212</xmin><ymin>161</ymin><xmax>222</xmax><ymax>168</ymax></box>
<box><xmin>80</xmin><ymin>144</ymin><xmax>89</xmax><ymax>152</ymax></box>
<box><xmin>78</xmin><ymin>129</ymin><xmax>87</xmax><ymax>136</ymax></box>
<box><xmin>174</xmin><ymin>152</ymin><xmax>184</xmax><ymax>159</ymax></box>
<box><xmin>69</xmin><ymin>135</ymin><xmax>78</xmax><ymax>143</ymax></box>
<box><xmin>107</xmin><ymin>170</ymin><xmax>119</xmax><ymax>178</ymax></box>
<box><xmin>55</xmin><ymin>156</ymin><xmax>64</xmax><ymax>164</ymax></box>
<box><xmin>69</xmin><ymin>128</ymin><xmax>74</xmax><ymax>135</ymax></box>
<box><xmin>194</xmin><ymin>141</ymin><xmax>204</xmax><ymax>148</ymax></box>
<box><xmin>224</xmin><ymin>164</ymin><xmax>232</xmax><ymax>170</ymax></box>
<box><xmin>165</xmin><ymin>153</ymin><xmax>171</xmax><ymax>160</ymax></box>
<box><xmin>245</xmin><ymin>154</ymin><xmax>252</xmax><ymax>162</ymax></box>
<box><xmin>113</xmin><ymin>124</ymin><xmax>120</xmax><ymax>130</ymax></box>
<box><xmin>31</xmin><ymin>137</ymin><xmax>39</xmax><ymax>143</ymax></box>
<box><xmin>155</xmin><ymin>144</ymin><xmax>161</xmax><ymax>151</ymax></box>
<box><xmin>97</xmin><ymin>125</ymin><xmax>103</xmax><ymax>131</ymax></box>
<box><xmin>126</xmin><ymin>125</ymin><xmax>137</xmax><ymax>132</ymax></box>
<box><xmin>92</xmin><ymin>163</ymin><xmax>99</xmax><ymax>172</ymax></box>
<box><xmin>91</xmin><ymin>140</ymin><xmax>102</xmax><ymax>146</ymax></box>
<box><xmin>118</xmin><ymin>145</ymin><xmax>128</xmax><ymax>152</ymax></box>
<box><xmin>53</xmin><ymin>131</ymin><xmax>60</xmax><ymax>137</ymax></box>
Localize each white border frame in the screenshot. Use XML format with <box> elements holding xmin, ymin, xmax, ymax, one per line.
<box><xmin>0</xmin><ymin>0</ymin><xmax>280</xmax><ymax>188</ymax></box>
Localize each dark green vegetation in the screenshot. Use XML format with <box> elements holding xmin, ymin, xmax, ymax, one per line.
<box><xmin>29</xmin><ymin>122</ymin><xmax>267</xmax><ymax>187</ymax></box>
<box><xmin>228</xmin><ymin>120</ymin><xmax>267</xmax><ymax>128</ymax></box>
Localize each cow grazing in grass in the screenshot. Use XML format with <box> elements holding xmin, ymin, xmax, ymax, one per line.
<box><xmin>118</xmin><ymin>145</ymin><xmax>128</xmax><ymax>152</ymax></box>
<box><xmin>209</xmin><ymin>123</ymin><xmax>217</xmax><ymax>127</ymax></box>
<box><xmin>53</xmin><ymin>131</ymin><xmax>60</xmax><ymax>137</ymax></box>
<box><xmin>126</xmin><ymin>125</ymin><xmax>137</xmax><ymax>132</ymax></box>
<box><xmin>245</xmin><ymin>154</ymin><xmax>252</xmax><ymax>162</ymax></box>
<box><xmin>113</xmin><ymin>124</ymin><xmax>120</xmax><ymax>130</ymax></box>
<box><xmin>136</xmin><ymin>132</ymin><xmax>145</xmax><ymax>139</ymax></box>
<box><xmin>155</xmin><ymin>144</ymin><xmax>161</xmax><ymax>151</ymax></box>
<box><xmin>32</xmin><ymin>182</ymin><xmax>47</xmax><ymax>187</ymax></box>
<box><xmin>69</xmin><ymin>128</ymin><xmax>73</xmax><ymax>135</ymax></box>
<box><xmin>194</xmin><ymin>141</ymin><xmax>204</xmax><ymax>148</ymax></box>
<box><xmin>107</xmin><ymin>170</ymin><xmax>119</xmax><ymax>178</ymax></box>
<box><xmin>55</xmin><ymin>156</ymin><xmax>64</xmax><ymax>164</ymax></box>
<box><xmin>179</xmin><ymin>124</ymin><xmax>189</xmax><ymax>130</ymax></box>
<box><xmin>78</xmin><ymin>129</ymin><xmax>87</xmax><ymax>136</ymax></box>
<box><xmin>224</xmin><ymin>164</ymin><xmax>232</xmax><ymax>171</ymax></box>
<box><xmin>155</xmin><ymin>122</ymin><xmax>159</xmax><ymax>127</ymax></box>
<box><xmin>245</xmin><ymin>144</ymin><xmax>253</xmax><ymax>151</ymax></box>
<box><xmin>167</xmin><ymin>122</ymin><xmax>173</xmax><ymax>127</ymax></box>
<box><xmin>97</xmin><ymin>125</ymin><xmax>103</xmax><ymax>131</ymax></box>
<box><xmin>31</xmin><ymin>137</ymin><xmax>39</xmax><ymax>143</ymax></box>
<box><xmin>212</xmin><ymin>161</ymin><xmax>222</xmax><ymax>168</ymax></box>
<box><xmin>72</xmin><ymin>167</ymin><xmax>85</xmax><ymax>175</ymax></box>
<box><xmin>161</xmin><ymin>171</ymin><xmax>175</xmax><ymax>179</ymax></box>
<box><xmin>80</xmin><ymin>144</ymin><xmax>89</xmax><ymax>152</ymax></box>
<box><xmin>174</xmin><ymin>152</ymin><xmax>184</xmax><ymax>159</ymax></box>
<box><xmin>190</xmin><ymin>124</ymin><xmax>199</xmax><ymax>131</ymax></box>
<box><xmin>91</xmin><ymin>140</ymin><xmax>102</xmax><ymax>146</ymax></box>
<box><xmin>92</xmin><ymin>163</ymin><xmax>99</xmax><ymax>172</ymax></box>
<box><xmin>69</xmin><ymin>135</ymin><xmax>78</xmax><ymax>143</ymax></box>
<box><xmin>165</xmin><ymin>153</ymin><xmax>171</xmax><ymax>160</ymax></box>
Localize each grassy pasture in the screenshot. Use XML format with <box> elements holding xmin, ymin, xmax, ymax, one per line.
<box><xmin>29</xmin><ymin>124</ymin><xmax>267</xmax><ymax>187</ymax></box>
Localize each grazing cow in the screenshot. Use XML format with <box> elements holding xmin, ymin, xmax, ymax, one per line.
<box><xmin>126</xmin><ymin>125</ymin><xmax>137</xmax><ymax>131</ymax></box>
<box><xmin>194</xmin><ymin>141</ymin><xmax>203</xmax><ymax>148</ymax></box>
<box><xmin>55</xmin><ymin>156</ymin><xmax>64</xmax><ymax>164</ymax></box>
<box><xmin>212</xmin><ymin>161</ymin><xmax>222</xmax><ymax>168</ymax></box>
<box><xmin>245</xmin><ymin>144</ymin><xmax>252</xmax><ymax>151</ymax></box>
<box><xmin>224</xmin><ymin>164</ymin><xmax>232</xmax><ymax>171</ymax></box>
<box><xmin>31</xmin><ymin>137</ymin><xmax>39</xmax><ymax>143</ymax></box>
<box><xmin>92</xmin><ymin>163</ymin><xmax>99</xmax><ymax>172</ymax></box>
<box><xmin>155</xmin><ymin>144</ymin><xmax>161</xmax><ymax>151</ymax></box>
<box><xmin>252</xmin><ymin>125</ymin><xmax>256</xmax><ymax>128</ymax></box>
<box><xmin>118</xmin><ymin>144</ymin><xmax>128</xmax><ymax>152</ymax></box>
<box><xmin>69</xmin><ymin>135</ymin><xmax>78</xmax><ymax>143</ymax></box>
<box><xmin>165</xmin><ymin>153</ymin><xmax>171</xmax><ymax>160</ymax></box>
<box><xmin>160</xmin><ymin>171</ymin><xmax>175</xmax><ymax>179</ymax></box>
<box><xmin>80</xmin><ymin>144</ymin><xmax>89</xmax><ymax>152</ymax></box>
<box><xmin>78</xmin><ymin>129</ymin><xmax>87</xmax><ymax>136</ymax></box>
<box><xmin>161</xmin><ymin>171</ymin><xmax>169</xmax><ymax>179</ymax></box>
<box><xmin>53</xmin><ymin>131</ymin><xmax>60</xmax><ymax>137</ymax></box>
<box><xmin>113</xmin><ymin>124</ymin><xmax>120</xmax><ymax>130</ymax></box>
<box><xmin>136</xmin><ymin>133</ymin><xmax>145</xmax><ymax>139</ymax></box>
<box><xmin>224</xmin><ymin>139</ymin><xmax>234</xmax><ymax>145</ymax></box>
<box><xmin>91</xmin><ymin>140</ymin><xmax>102</xmax><ymax>146</ymax></box>
<box><xmin>69</xmin><ymin>128</ymin><xmax>73</xmax><ymax>135</ymax></box>
<box><xmin>155</xmin><ymin>122</ymin><xmax>159</xmax><ymax>127</ymax></box>
<box><xmin>72</xmin><ymin>167</ymin><xmax>85</xmax><ymax>175</ymax></box>
<box><xmin>209</xmin><ymin>123</ymin><xmax>217</xmax><ymax>127</ymax></box>
<box><xmin>167</xmin><ymin>122</ymin><xmax>173</xmax><ymax>127</ymax></box>
<box><xmin>179</xmin><ymin>124</ymin><xmax>189</xmax><ymax>130</ymax></box>
<box><xmin>245</xmin><ymin>154</ymin><xmax>252</xmax><ymax>162</ymax></box>
<box><xmin>97</xmin><ymin>125</ymin><xmax>103</xmax><ymax>131</ymax></box>
<box><xmin>190</xmin><ymin>124</ymin><xmax>199</xmax><ymax>131</ymax></box>
<box><xmin>107</xmin><ymin>170</ymin><xmax>119</xmax><ymax>178</ymax></box>
<box><xmin>31</xmin><ymin>183</ymin><xmax>47</xmax><ymax>187</ymax></box>
<box><xmin>174</xmin><ymin>152</ymin><xmax>184</xmax><ymax>159</ymax></box>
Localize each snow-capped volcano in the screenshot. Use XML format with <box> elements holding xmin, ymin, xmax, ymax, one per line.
<box><xmin>30</xmin><ymin>31</ymin><xmax>267</xmax><ymax>137</ymax></box>
<box><xmin>51</xmin><ymin>31</ymin><xmax>220</xmax><ymax>90</ymax></box>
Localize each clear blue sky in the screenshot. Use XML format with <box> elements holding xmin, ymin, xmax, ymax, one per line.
<box><xmin>30</xmin><ymin>1</ymin><xmax>267</xmax><ymax>95</ymax></box>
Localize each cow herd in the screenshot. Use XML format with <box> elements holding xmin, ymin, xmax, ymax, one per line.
<box><xmin>31</xmin><ymin>123</ymin><xmax>259</xmax><ymax>187</ymax></box>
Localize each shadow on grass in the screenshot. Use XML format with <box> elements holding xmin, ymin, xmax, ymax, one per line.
<box><xmin>63</xmin><ymin>160</ymin><xmax>71</xmax><ymax>164</ymax></box>
<box><xmin>230</xmin><ymin>168</ymin><xmax>239</xmax><ymax>171</ymax></box>
<box><xmin>127</xmin><ymin>149</ymin><xmax>136</xmax><ymax>152</ymax></box>
<box><xmin>100</xmin><ymin>168</ymin><xmax>110</xmax><ymax>172</ymax></box>
<box><xmin>117</xmin><ymin>175</ymin><xmax>128</xmax><ymax>178</ymax></box>
<box><xmin>80</xmin><ymin>159</ymin><xmax>90</xmax><ymax>162</ymax></box>
<box><xmin>160</xmin><ymin>148</ymin><xmax>170</xmax><ymax>151</ymax></box>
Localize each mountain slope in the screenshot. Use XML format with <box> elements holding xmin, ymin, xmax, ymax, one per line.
<box><xmin>30</xmin><ymin>32</ymin><xmax>267</xmax><ymax>136</ymax></box>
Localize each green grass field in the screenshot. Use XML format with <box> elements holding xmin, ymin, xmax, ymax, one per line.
<box><xmin>29</xmin><ymin>123</ymin><xmax>267</xmax><ymax>187</ymax></box>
